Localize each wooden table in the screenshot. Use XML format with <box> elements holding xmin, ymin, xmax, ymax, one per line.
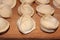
<box><xmin>0</xmin><ymin>0</ymin><xmax>60</xmax><ymax>39</ymax></box>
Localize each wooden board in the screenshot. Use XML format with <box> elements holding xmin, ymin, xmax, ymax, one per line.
<box><xmin>0</xmin><ymin>0</ymin><xmax>60</xmax><ymax>39</ymax></box>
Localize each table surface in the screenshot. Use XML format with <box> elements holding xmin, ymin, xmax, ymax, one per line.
<box><xmin>0</xmin><ymin>0</ymin><xmax>60</xmax><ymax>39</ymax></box>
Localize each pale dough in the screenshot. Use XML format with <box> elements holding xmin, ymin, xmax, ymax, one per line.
<box><xmin>36</xmin><ymin>0</ymin><xmax>50</xmax><ymax>4</ymax></box>
<box><xmin>0</xmin><ymin>18</ymin><xmax>9</xmax><ymax>33</ymax></box>
<box><xmin>40</xmin><ymin>15</ymin><xmax>59</xmax><ymax>30</ymax></box>
<box><xmin>20</xmin><ymin>0</ymin><xmax>35</xmax><ymax>4</ymax></box>
<box><xmin>36</xmin><ymin>4</ymin><xmax>55</xmax><ymax>16</ymax></box>
<box><xmin>18</xmin><ymin>4</ymin><xmax>34</xmax><ymax>16</ymax></box>
<box><xmin>17</xmin><ymin>16</ymin><xmax>36</xmax><ymax>34</ymax></box>
<box><xmin>41</xmin><ymin>26</ymin><xmax>55</xmax><ymax>32</ymax></box>
<box><xmin>0</xmin><ymin>4</ymin><xmax>12</xmax><ymax>18</ymax></box>
<box><xmin>53</xmin><ymin>0</ymin><xmax>60</xmax><ymax>8</ymax></box>
<box><xmin>54</xmin><ymin>0</ymin><xmax>60</xmax><ymax>4</ymax></box>
<box><xmin>0</xmin><ymin>0</ymin><xmax>16</xmax><ymax>8</ymax></box>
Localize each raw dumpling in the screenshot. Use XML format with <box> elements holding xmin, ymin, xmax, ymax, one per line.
<box><xmin>35</xmin><ymin>0</ymin><xmax>50</xmax><ymax>4</ymax></box>
<box><xmin>0</xmin><ymin>4</ymin><xmax>12</xmax><ymax>18</ymax></box>
<box><xmin>40</xmin><ymin>15</ymin><xmax>59</xmax><ymax>32</ymax></box>
<box><xmin>20</xmin><ymin>0</ymin><xmax>35</xmax><ymax>4</ymax></box>
<box><xmin>53</xmin><ymin>0</ymin><xmax>60</xmax><ymax>8</ymax></box>
<box><xmin>41</xmin><ymin>26</ymin><xmax>55</xmax><ymax>33</ymax></box>
<box><xmin>0</xmin><ymin>18</ymin><xmax>9</xmax><ymax>33</ymax></box>
<box><xmin>17</xmin><ymin>16</ymin><xmax>36</xmax><ymax>34</ymax></box>
<box><xmin>18</xmin><ymin>4</ymin><xmax>34</xmax><ymax>16</ymax></box>
<box><xmin>36</xmin><ymin>4</ymin><xmax>55</xmax><ymax>16</ymax></box>
<box><xmin>0</xmin><ymin>0</ymin><xmax>16</xmax><ymax>8</ymax></box>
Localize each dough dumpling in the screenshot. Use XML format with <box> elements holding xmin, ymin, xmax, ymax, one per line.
<box><xmin>36</xmin><ymin>0</ymin><xmax>50</xmax><ymax>4</ymax></box>
<box><xmin>41</xmin><ymin>26</ymin><xmax>55</xmax><ymax>32</ymax></box>
<box><xmin>18</xmin><ymin>4</ymin><xmax>34</xmax><ymax>16</ymax></box>
<box><xmin>53</xmin><ymin>0</ymin><xmax>60</xmax><ymax>8</ymax></box>
<box><xmin>20</xmin><ymin>0</ymin><xmax>35</xmax><ymax>4</ymax></box>
<box><xmin>17</xmin><ymin>16</ymin><xmax>36</xmax><ymax>34</ymax></box>
<box><xmin>0</xmin><ymin>0</ymin><xmax>16</xmax><ymax>8</ymax></box>
<box><xmin>36</xmin><ymin>4</ymin><xmax>55</xmax><ymax>16</ymax></box>
<box><xmin>40</xmin><ymin>15</ymin><xmax>59</xmax><ymax>32</ymax></box>
<box><xmin>0</xmin><ymin>4</ymin><xmax>12</xmax><ymax>18</ymax></box>
<box><xmin>0</xmin><ymin>18</ymin><xmax>9</xmax><ymax>33</ymax></box>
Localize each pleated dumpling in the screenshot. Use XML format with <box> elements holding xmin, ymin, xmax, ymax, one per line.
<box><xmin>17</xmin><ymin>16</ymin><xmax>36</xmax><ymax>34</ymax></box>
<box><xmin>0</xmin><ymin>0</ymin><xmax>16</xmax><ymax>8</ymax></box>
<box><xmin>36</xmin><ymin>4</ymin><xmax>55</xmax><ymax>16</ymax></box>
<box><xmin>0</xmin><ymin>18</ymin><xmax>9</xmax><ymax>33</ymax></box>
<box><xmin>53</xmin><ymin>0</ymin><xmax>60</xmax><ymax>8</ymax></box>
<box><xmin>40</xmin><ymin>15</ymin><xmax>59</xmax><ymax>32</ymax></box>
<box><xmin>20</xmin><ymin>0</ymin><xmax>35</xmax><ymax>4</ymax></box>
<box><xmin>0</xmin><ymin>4</ymin><xmax>12</xmax><ymax>18</ymax></box>
<box><xmin>18</xmin><ymin>4</ymin><xmax>34</xmax><ymax>16</ymax></box>
<box><xmin>36</xmin><ymin>0</ymin><xmax>50</xmax><ymax>4</ymax></box>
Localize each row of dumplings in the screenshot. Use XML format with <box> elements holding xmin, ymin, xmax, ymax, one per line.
<box><xmin>35</xmin><ymin>0</ymin><xmax>59</xmax><ymax>33</ymax></box>
<box><xmin>0</xmin><ymin>0</ymin><xmax>16</xmax><ymax>33</ymax></box>
<box><xmin>0</xmin><ymin>0</ymin><xmax>59</xmax><ymax>9</ymax></box>
<box><xmin>0</xmin><ymin>0</ymin><xmax>60</xmax><ymax>34</ymax></box>
<box><xmin>17</xmin><ymin>0</ymin><xmax>59</xmax><ymax>34</ymax></box>
<box><xmin>20</xmin><ymin>0</ymin><xmax>60</xmax><ymax>9</ymax></box>
<box><xmin>36</xmin><ymin>0</ymin><xmax>59</xmax><ymax>33</ymax></box>
<box><xmin>17</xmin><ymin>4</ymin><xmax>36</xmax><ymax>34</ymax></box>
<box><xmin>0</xmin><ymin>0</ymin><xmax>16</xmax><ymax>18</ymax></box>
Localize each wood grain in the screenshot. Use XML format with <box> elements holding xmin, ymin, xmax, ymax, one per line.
<box><xmin>0</xmin><ymin>0</ymin><xmax>60</xmax><ymax>39</ymax></box>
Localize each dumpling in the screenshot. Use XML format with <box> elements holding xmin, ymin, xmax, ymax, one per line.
<box><xmin>0</xmin><ymin>4</ymin><xmax>12</xmax><ymax>18</ymax></box>
<box><xmin>40</xmin><ymin>15</ymin><xmax>59</xmax><ymax>32</ymax></box>
<box><xmin>41</xmin><ymin>26</ymin><xmax>55</xmax><ymax>33</ymax></box>
<box><xmin>35</xmin><ymin>0</ymin><xmax>50</xmax><ymax>4</ymax></box>
<box><xmin>18</xmin><ymin>4</ymin><xmax>34</xmax><ymax>16</ymax></box>
<box><xmin>0</xmin><ymin>18</ymin><xmax>9</xmax><ymax>33</ymax></box>
<box><xmin>20</xmin><ymin>0</ymin><xmax>35</xmax><ymax>4</ymax></box>
<box><xmin>0</xmin><ymin>0</ymin><xmax>16</xmax><ymax>8</ymax></box>
<box><xmin>17</xmin><ymin>16</ymin><xmax>36</xmax><ymax>34</ymax></box>
<box><xmin>36</xmin><ymin>4</ymin><xmax>55</xmax><ymax>16</ymax></box>
<box><xmin>53</xmin><ymin>0</ymin><xmax>60</xmax><ymax>8</ymax></box>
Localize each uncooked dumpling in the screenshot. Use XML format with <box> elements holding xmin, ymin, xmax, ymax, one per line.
<box><xmin>17</xmin><ymin>16</ymin><xmax>36</xmax><ymax>34</ymax></box>
<box><xmin>20</xmin><ymin>0</ymin><xmax>35</xmax><ymax>4</ymax></box>
<box><xmin>53</xmin><ymin>0</ymin><xmax>60</xmax><ymax>8</ymax></box>
<box><xmin>36</xmin><ymin>0</ymin><xmax>50</xmax><ymax>4</ymax></box>
<box><xmin>0</xmin><ymin>18</ymin><xmax>9</xmax><ymax>33</ymax></box>
<box><xmin>41</xmin><ymin>26</ymin><xmax>55</xmax><ymax>32</ymax></box>
<box><xmin>0</xmin><ymin>0</ymin><xmax>16</xmax><ymax>8</ymax></box>
<box><xmin>40</xmin><ymin>15</ymin><xmax>59</xmax><ymax>32</ymax></box>
<box><xmin>0</xmin><ymin>4</ymin><xmax>12</xmax><ymax>18</ymax></box>
<box><xmin>36</xmin><ymin>4</ymin><xmax>55</xmax><ymax>16</ymax></box>
<box><xmin>18</xmin><ymin>4</ymin><xmax>34</xmax><ymax>16</ymax></box>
